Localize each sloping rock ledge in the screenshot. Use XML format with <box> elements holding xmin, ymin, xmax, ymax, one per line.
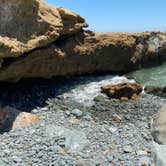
<box><xmin>0</xmin><ymin>0</ymin><xmax>166</xmax><ymax>82</ymax></box>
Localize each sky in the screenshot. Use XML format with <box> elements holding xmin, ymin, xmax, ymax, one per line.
<box><xmin>45</xmin><ymin>0</ymin><xmax>166</xmax><ymax>32</ymax></box>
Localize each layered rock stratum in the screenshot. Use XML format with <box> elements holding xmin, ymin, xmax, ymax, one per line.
<box><xmin>0</xmin><ymin>0</ymin><xmax>166</xmax><ymax>82</ymax></box>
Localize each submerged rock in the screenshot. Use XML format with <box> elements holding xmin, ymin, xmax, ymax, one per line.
<box><xmin>101</xmin><ymin>83</ymin><xmax>142</xmax><ymax>101</ymax></box>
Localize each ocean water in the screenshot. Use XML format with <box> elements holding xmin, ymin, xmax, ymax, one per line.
<box><xmin>62</xmin><ymin>75</ymin><xmax>135</xmax><ymax>106</ymax></box>
<box><xmin>132</xmin><ymin>63</ymin><xmax>166</xmax><ymax>87</ymax></box>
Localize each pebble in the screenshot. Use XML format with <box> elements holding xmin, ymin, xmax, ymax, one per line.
<box><xmin>113</xmin><ymin>116</ymin><xmax>122</xmax><ymax>123</ymax></box>
<box><xmin>136</xmin><ymin>150</ymin><xmax>148</xmax><ymax>156</ymax></box>
<box><xmin>107</xmin><ymin>155</ymin><xmax>114</xmax><ymax>162</ymax></box>
<box><xmin>71</xmin><ymin>109</ymin><xmax>83</xmax><ymax>117</ymax></box>
<box><xmin>123</xmin><ymin>145</ymin><xmax>133</xmax><ymax>153</ymax></box>
<box><xmin>107</xmin><ymin>126</ymin><xmax>117</xmax><ymax>133</ymax></box>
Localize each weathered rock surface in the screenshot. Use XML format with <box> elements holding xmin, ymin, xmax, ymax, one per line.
<box><xmin>151</xmin><ymin>105</ymin><xmax>166</xmax><ymax>166</ymax></box>
<box><xmin>0</xmin><ymin>0</ymin><xmax>87</xmax><ymax>59</ymax></box>
<box><xmin>101</xmin><ymin>83</ymin><xmax>142</xmax><ymax>100</ymax></box>
<box><xmin>151</xmin><ymin>105</ymin><xmax>166</xmax><ymax>145</ymax></box>
<box><xmin>0</xmin><ymin>0</ymin><xmax>166</xmax><ymax>82</ymax></box>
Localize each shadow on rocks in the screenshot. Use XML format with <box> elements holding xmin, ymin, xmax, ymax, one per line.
<box><xmin>0</xmin><ymin>73</ymin><xmax>115</xmax><ymax>112</ymax></box>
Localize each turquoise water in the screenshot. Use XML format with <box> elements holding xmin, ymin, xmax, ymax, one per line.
<box><xmin>132</xmin><ymin>63</ymin><xmax>166</xmax><ymax>87</ymax></box>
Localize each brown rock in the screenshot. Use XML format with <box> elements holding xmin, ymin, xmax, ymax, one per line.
<box><xmin>120</xmin><ymin>97</ymin><xmax>129</xmax><ymax>102</ymax></box>
<box><xmin>131</xmin><ymin>93</ymin><xmax>138</xmax><ymax>100</ymax></box>
<box><xmin>0</xmin><ymin>0</ymin><xmax>87</xmax><ymax>59</ymax></box>
<box><xmin>0</xmin><ymin>106</ymin><xmax>38</xmax><ymax>131</ymax></box>
<box><xmin>1</xmin><ymin>31</ymin><xmax>166</xmax><ymax>82</ymax></box>
<box><xmin>0</xmin><ymin>1</ymin><xmax>166</xmax><ymax>82</ymax></box>
<box><xmin>113</xmin><ymin>117</ymin><xmax>121</xmax><ymax>123</ymax></box>
<box><xmin>101</xmin><ymin>83</ymin><xmax>142</xmax><ymax>100</ymax></box>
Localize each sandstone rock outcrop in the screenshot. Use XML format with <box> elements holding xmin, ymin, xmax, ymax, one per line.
<box><xmin>0</xmin><ymin>0</ymin><xmax>166</xmax><ymax>82</ymax></box>
<box><xmin>0</xmin><ymin>0</ymin><xmax>87</xmax><ymax>58</ymax></box>
<box><xmin>101</xmin><ymin>83</ymin><xmax>142</xmax><ymax>101</ymax></box>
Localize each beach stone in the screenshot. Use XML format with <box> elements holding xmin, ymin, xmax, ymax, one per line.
<box><xmin>71</xmin><ymin>109</ymin><xmax>83</xmax><ymax>117</ymax></box>
<box><xmin>112</xmin><ymin>114</ymin><xmax>122</xmax><ymax>123</ymax></box>
<box><xmin>101</xmin><ymin>83</ymin><xmax>142</xmax><ymax>101</ymax></box>
<box><xmin>123</xmin><ymin>145</ymin><xmax>133</xmax><ymax>153</ymax></box>
<box><xmin>136</xmin><ymin>150</ymin><xmax>148</xmax><ymax>156</ymax></box>
<box><xmin>107</xmin><ymin>155</ymin><xmax>114</xmax><ymax>162</ymax></box>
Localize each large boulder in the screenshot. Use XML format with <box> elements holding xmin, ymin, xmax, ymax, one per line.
<box><xmin>0</xmin><ymin>1</ymin><xmax>166</xmax><ymax>82</ymax></box>
<box><xmin>151</xmin><ymin>105</ymin><xmax>166</xmax><ymax>145</ymax></box>
<box><xmin>0</xmin><ymin>0</ymin><xmax>87</xmax><ymax>59</ymax></box>
<box><xmin>101</xmin><ymin>83</ymin><xmax>142</xmax><ymax>101</ymax></box>
<box><xmin>151</xmin><ymin>105</ymin><xmax>166</xmax><ymax>166</ymax></box>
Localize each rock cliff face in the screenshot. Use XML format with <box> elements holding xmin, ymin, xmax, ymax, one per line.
<box><xmin>0</xmin><ymin>0</ymin><xmax>166</xmax><ymax>82</ymax></box>
<box><xmin>0</xmin><ymin>0</ymin><xmax>87</xmax><ymax>58</ymax></box>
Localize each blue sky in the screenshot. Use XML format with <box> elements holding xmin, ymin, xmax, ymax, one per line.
<box><xmin>45</xmin><ymin>0</ymin><xmax>166</xmax><ymax>32</ymax></box>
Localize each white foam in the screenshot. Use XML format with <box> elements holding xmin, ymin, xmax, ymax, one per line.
<box><xmin>63</xmin><ymin>75</ymin><xmax>135</xmax><ymax>106</ymax></box>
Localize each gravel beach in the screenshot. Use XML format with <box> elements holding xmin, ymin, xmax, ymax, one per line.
<box><xmin>0</xmin><ymin>75</ymin><xmax>165</xmax><ymax>166</ymax></box>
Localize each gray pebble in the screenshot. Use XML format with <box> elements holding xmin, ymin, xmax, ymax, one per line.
<box><xmin>123</xmin><ymin>145</ymin><xmax>133</xmax><ymax>153</ymax></box>
<box><xmin>71</xmin><ymin>109</ymin><xmax>83</xmax><ymax>117</ymax></box>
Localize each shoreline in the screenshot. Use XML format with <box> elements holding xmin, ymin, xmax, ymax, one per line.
<box><xmin>0</xmin><ymin>74</ymin><xmax>165</xmax><ymax>165</ymax></box>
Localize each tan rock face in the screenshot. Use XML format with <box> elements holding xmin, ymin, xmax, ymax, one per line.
<box><xmin>0</xmin><ymin>31</ymin><xmax>165</xmax><ymax>82</ymax></box>
<box><xmin>0</xmin><ymin>0</ymin><xmax>87</xmax><ymax>59</ymax></box>
<box><xmin>101</xmin><ymin>83</ymin><xmax>142</xmax><ymax>100</ymax></box>
<box><xmin>0</xmin><ymin>1</ymin><xmax>166</xmax><ymax>82</ymax></box>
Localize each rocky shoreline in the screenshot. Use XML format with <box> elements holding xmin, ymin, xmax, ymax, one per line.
<box><xmin>0</xmin><ymin>75</ymin><xmax>165</xmax><ymax>165</ymax></box>
<box><xmin>0</xmin><ymin>0</ymin><xmax>166</xmax><ymax>165</ymax></box>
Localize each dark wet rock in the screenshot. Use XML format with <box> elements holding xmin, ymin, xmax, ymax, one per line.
<box><xmin>145</xmin><ymin>86</ymin><xmax>166</xmax><ymax>98</ymax></box>
<box><xmin>151</xmin><ymin>105</ymin><xmax>166</xmax><ymax>145</ymax></box>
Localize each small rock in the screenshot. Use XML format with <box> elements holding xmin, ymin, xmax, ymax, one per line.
<box><xmin>94</xmin><ymin>95</ymin><xmax>105</xmax><ymax>102</ymax></box>
<box><xmin>107</xmin><ymin>126</ymin><xmax>117</xmax><ymax>133</ymax></box>
<box><xmin>41</xmin><ymin>107</ymin><xmax>49</xmax><ymax>111</ymax></box>
<box><xmin>32</xmin><ymin>109</ymin><xmax>39</xmax><ymax>113</ymax></box>
<box><xmin>71</xmin><ymin>109</ymin><xmax>83</xmax><ymax>117</ymax></box>
<box><xmin>125</xmin><ymin>115</ymin><xmax>131</xmax><ymax>120</ymax></box>
<box><xmin>112</xmin><ymin>114</ymin><xmax>121</xmax><ymax>123</ymax></box>
<box><xmin>136</xmin><ymin>150</ymin><xmax>148</xmax><ymax>156</ymax></box>
<box><xmin>107</xmin><ymin>155</ymin><xmax>114</xmax><ymax>162</ymax></box>
<box><xmin>12</xmin><ymin>156</ymin><xmax>22</xmax><ymax>163</ymax></box>
<box><xmin>123</xmin><ymin>145</ymin><xmax>133</xmax><ymax>153</ymax></box>
<box><xmin>120</xmin><ymin>97</ymin><xmax>129</xmax><ymax>102</ymax></box>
